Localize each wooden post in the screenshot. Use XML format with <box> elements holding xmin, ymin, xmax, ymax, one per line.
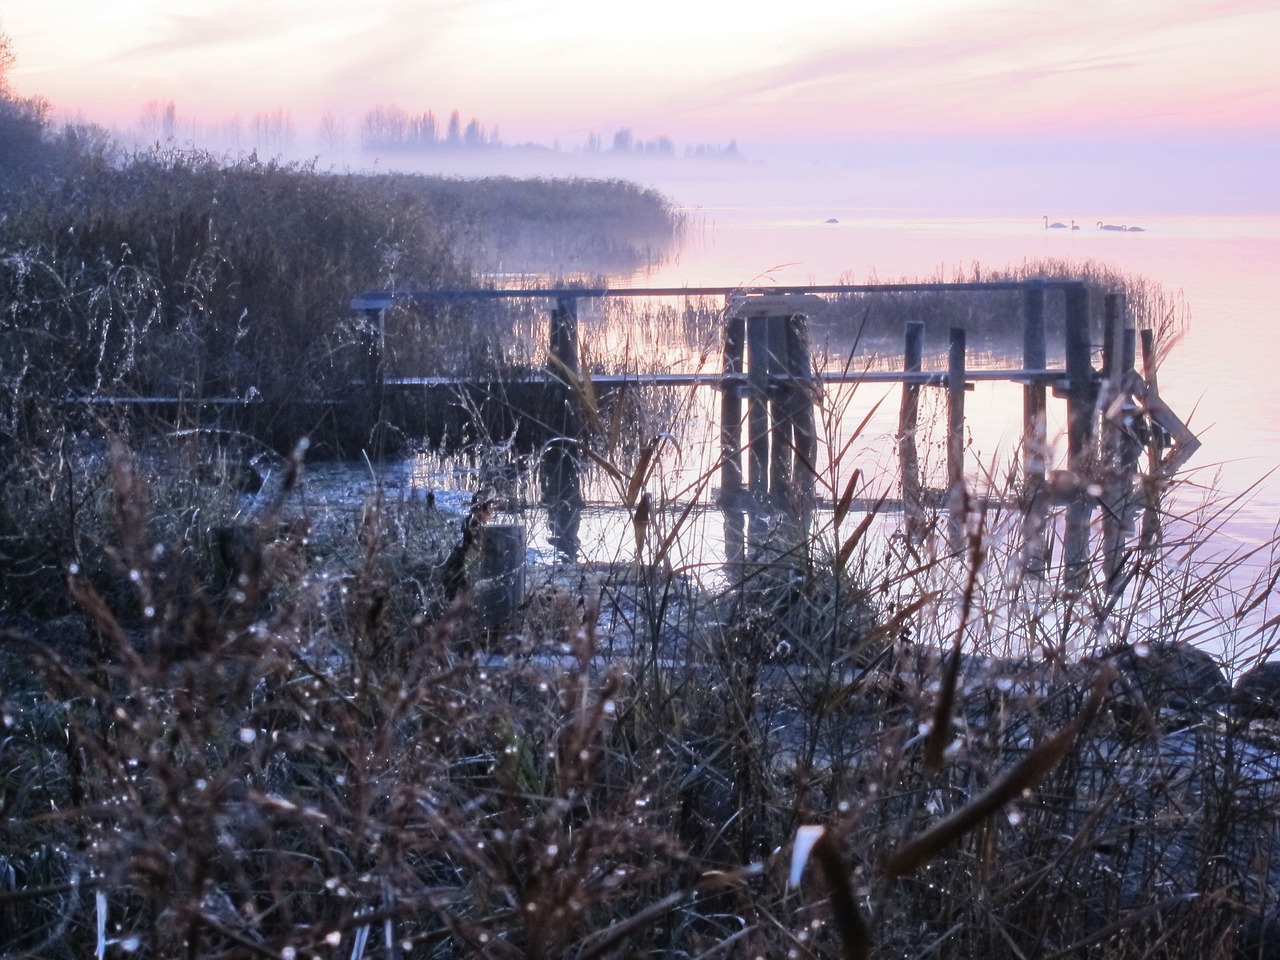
<box><xmin>1138</xmin><ymin>327</ymin><xmax>1163</xmax><ymax>553</ymax></box>
<box><xmin>721</xmin><ymin>310</ymin><xmax>745</xmax><ymax>497</ymax></box>
<box><xmin>1022</xmin><ymin>283</ymin><xmax>1047</xmax><ymax>483</ymax></box>
<box><xmin>746</xmin><ymin>314</ymin><xmax>770</xmax><ymax>500</ymax></box>
<box><xmin>1064</xmin><ymin>497</ymin><xmax>1091</xmax><ymax>595</ymax></box>
<box><xmin>1062</xmin><ymin>283</ymin><xmax>1094</xmax><ymax>592</ymax></box>
<box><xmin>767</xmin><ymin>313</ymin><xmax>791</xmax><ymax>499</ymax></box>
<box><xmin>1021</xmin><ymin>284</ymin><xmax>1048</xmax><ymax>576</ymax></box>
<box><xmin>1101</xmin><ymin>294</ymin><xmax>1139</xmax><ymax>590</ymax></box>
<box><xmin>947</xmin><ymin>327</ymin><xmax>967</xmax><ymax>494</ymax></box>
<box><xmin>548</xmin><ymin>295</ymin><xmax>580</xmax><ymax>435</ymax></box>
<box><xmin>898</xmin><ymin>321</ymin><xmax>925</xmax><ymax>538</ymax></box>
<box><xmin>721</xmin><ymin>307</ymin><xmax>746</xmax><ymax>568</ymax></box>
<box><xmin>542</xmin><ymin>296</ymin><xmax>582</xmax><ymax>559</ymax></box>
<box><xmin>785</xmin><ymin>312</ymin><xmax>817</xmax><ymax>505</ymax></box>
<box><xmin>479</xmin><ymin>524</ymin><xmax>526</xmax><ymax>628</ymax></box>
<box><xmin>947</xmin><ymin>327</ymin><xmax>967</xmax><ymax>551</ymax></box>
<box><xmin>1100</xmin><ymin>292</ymin><xmax>1123</xmax><ymax>383</ymax></box>
<box><xmin>1063</xmin><ymin>282</ymin><xmax>1095</xmax><ymax>477</ymax></box>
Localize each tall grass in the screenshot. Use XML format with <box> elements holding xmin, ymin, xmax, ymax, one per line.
<box><xmin>4</xmin><ymin>354</ymin><xmax>1279</xmax><ymax>958</ymax></box>
<box><xmin>2</xmin><ymin>141</ymin><xmax>1277</xmax><ymax>956</ymax></box>
<box><xmin>0</xmin><ymin>150</ymin><xmax>680</xmax><ymax>457</ymax></box>
<box><xmin>824</xmin><ymin>259</ymin><xmax>1189</xmax><ymax>360</ymax></box>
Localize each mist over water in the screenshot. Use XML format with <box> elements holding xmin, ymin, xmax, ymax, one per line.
<box><xmin>638</xmin><ymin>169</ymin><xmax>1280</xmax><ymax>551</ymax></box>
<box><xmin>379</xmin><ymin>144</ymin><xmax>1278</xmax><ymax>652</ymax></box>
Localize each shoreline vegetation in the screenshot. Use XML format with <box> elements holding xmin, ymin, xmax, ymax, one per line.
<box><xmin>0</xmin><ymin>146</ymin><xmax>682</xmax><ymax>452</ymax></box>
<box><xmin>5</xmin><ymin>55</ymin><xmax>1280</xmax><ymax>960</ymax></box>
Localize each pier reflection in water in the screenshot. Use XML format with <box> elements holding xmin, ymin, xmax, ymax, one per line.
<box><xmin>376</xmin><ymin>282</ymin><xmax>1200</xmax><ymax>607</ymax></box>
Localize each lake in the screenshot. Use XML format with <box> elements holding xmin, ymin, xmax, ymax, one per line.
<box><xmin>582</xmin><ymin>184</ymin><xmax>1279</xmax><ymax>652</ymax></box>
<box><xmin>384</xmin><ymin>158</ymin><xmax>1279</xmax><ymax>660</ymax></box>
<box><xmin>662</xmin><ymin>209</ymin><xmax>1273</xmax><ymax>495</ymax></box>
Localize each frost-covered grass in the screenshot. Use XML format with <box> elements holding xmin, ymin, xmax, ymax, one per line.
<box><xmin>2</xmin><ymin>356</ymin><xmax>1279</xmax><ymax>958</ymax></box>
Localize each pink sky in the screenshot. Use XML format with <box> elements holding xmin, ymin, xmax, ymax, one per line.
<box><xmin>5</xmin><ymin>0</ymin><xmax>1278</xmax><ymax>148</ymax></box>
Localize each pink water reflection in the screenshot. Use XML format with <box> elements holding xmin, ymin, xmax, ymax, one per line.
<box><xmin>630</xmin><ymin>208</ymin><xmax>1280</xmax><ymax>558</ymax></box>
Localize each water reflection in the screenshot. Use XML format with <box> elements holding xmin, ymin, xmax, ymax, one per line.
<box><xmin>539</xmin><ymin>439</ymin><xmax>583</xmax><ymax>560</ymax></box>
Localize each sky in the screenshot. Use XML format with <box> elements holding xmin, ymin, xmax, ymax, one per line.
<box><xmin>5</xmin><ymin>0</ymin><xmax>1279</xmax><ymax>150</ymax></box>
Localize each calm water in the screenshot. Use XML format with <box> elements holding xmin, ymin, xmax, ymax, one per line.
<box><xmin>385</xmin><ymin>166</ymin><xmax>1280</xmax><ymax>657</ymax></box>
<box><xmin>628</xmin><ymin>202</ymin><xmax>1280</xmax><ymax>550</ymax></box>
<box><xmin>567</xmin><ymin>189</ymin><xmax>1277</xmax><ymax>653</ymax></box>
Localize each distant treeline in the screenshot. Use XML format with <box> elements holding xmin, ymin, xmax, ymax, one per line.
<box><xmin>359</xmin><ymin>105</ymin><xmax>500</xmax><ymax>151</ymax></box>
<box><xmin>355</xmin><ymin>104</ymin><xmax>743</xmax><ymax>161</ymax></box>
<box><xmin>0</xmin><ymin>43</ymin><xmax>683</xmax><ymax>452</ymax></box>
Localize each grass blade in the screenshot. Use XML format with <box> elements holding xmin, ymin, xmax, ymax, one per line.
<box><xmin>887</xmin><ymin>669</ymin><xmax>1110</xmax><ymax>879</ymax></box>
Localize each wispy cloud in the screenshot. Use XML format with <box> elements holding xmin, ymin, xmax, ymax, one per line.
<box><xmin>675</xmin><ymin>0</ymin><xmax>1278</xmax><ymax>133</ymax></box>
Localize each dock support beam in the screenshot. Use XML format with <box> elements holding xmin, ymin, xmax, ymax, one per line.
<box><xmin>542</xmin><ymin>295</ymin><xmax>583</xmax><ymax>559</ymax></box>
<box><xmin>721</xmin><ymin>308</ymin><xmax>746</xmax><ymax>567</ymax></box>
<box><xmin>947</xmin><ymin>326</ymin><xmax>967</xmax><ymax>551</ymax></box>
<box><xmin>1063</xmin><ymin>282</ymin><xmax>1095</xmax><ymax>592</ymax></box>
<box><xmin>1021</xmin><ymin>283</ymin><xmax>1048</xmax><ymax>576</ymax></box>
<box><xmin>746</xmin><ymin>314</ymin><xmax>770</xmax><ymax>501</ymax></box>
<box><xmin>898</xmin><ymin>321</ymin><xmax>925</xmax><ymax>539</ymax></box>
<box><xmin>1100</xmin><ymin>293</ymin><xmax>1140</xmax><ymax>590</ymax></box>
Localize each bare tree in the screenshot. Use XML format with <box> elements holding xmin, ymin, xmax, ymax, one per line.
<box><xmin>250</xmin><ymin>108</ymin><xmax>295</xmax><ymax>155</ymax></box>
<box><xmin>139</xmin><ymin>99</ymin><xmax>178</xmax><ymax>145</ymax></box>
<box><xmin>0</xmin><ymin>26</ymin><xmax>14</xmax><ymax>94</ymax></box>
<box><xmin>360</xmin><ymin>103</ymin><xmax>408</xmax><ymax>148</ymax></box>
<box><xmin>318</xmin><ymin>111</ymin><xmax>347</xmax><ymax>160</ymax></box>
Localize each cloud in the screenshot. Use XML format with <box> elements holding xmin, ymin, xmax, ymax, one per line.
<box><xmin>320</xmin><ymin>0</ymin><xmax>483</xmax><ymax>102</ymax></box>
<box><xmin>674</xmin><ymin>0</ymin><xmax>1279</xmax><ymax>134</ymax></box>
<box><xmin>111</xmin><ymin>2</ymin><xmax>301</xmax><ymax>61</ymax></box>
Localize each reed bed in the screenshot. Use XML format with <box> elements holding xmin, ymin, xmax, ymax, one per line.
<box><xmin>3</xmin><ymin>331</ymin><xmax>1279</xmax><ymax>959</ymax></box>
<box><xmin>0</xmin><ymin>148</ymin><xmax>679</xmax><ymax>456</ymax></box>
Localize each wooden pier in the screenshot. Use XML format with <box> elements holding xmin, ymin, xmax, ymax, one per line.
<box><xmin>350</xmin><ymin>281</ymin><xmax>1199</xmax><ymax>586</ymax></box>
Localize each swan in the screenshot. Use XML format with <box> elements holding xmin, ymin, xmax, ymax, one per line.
<box><xmin>1097</xmin><ymin>221</ymin><xmax>1125</xmax><ymax>231</ymax></box>
<box><xmin>1071</xmin><ymin>220</ymin><xmax>1080</xmax><ymax>230</ymax></box>
<box><xmin>1125</xmin><ymin>224</ymin><xmax>1145</xmax><ymax>232</ymax></box>
<box><xmin>1043</xmin><ymin>215</ymin><xmax>1067</xmax><ymax>229</ymax></box>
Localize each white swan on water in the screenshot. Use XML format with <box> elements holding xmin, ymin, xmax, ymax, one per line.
<box><xmin>1043</xmin><ymin>215</ymin><xmax>1067</xmax><ymax>229</ymax></box>
<box><xmin>1097</xmin><ymin>221</ymin><xmax>1125</xmax><ymax>231</ymax></box>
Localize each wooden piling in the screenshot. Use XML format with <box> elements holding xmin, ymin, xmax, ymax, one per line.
<box><xmin>1022</xmin><ymin>283</ymin><xmax>1047</xmax><ymax>482</ymax></box>
<box><xmin>947</xmin><ymin>327</ymin><xmax>967</xmax><ymax>551</ymax></box>
<box><xmin>548</xmin><ymin>296</ymin><xmax>581</xmax><ymax>436</ymax></box>
<box><xmin>721</xmin><ymin>307</ymin><xmax>746</xmax><ymax>568</ymax></box>
<box><xmin>1138</xmin><ymin>327</ymin><xmax>1163</xmax><ymax>552</ymax></box>
<box><xmin>898</xmin><ymin>321</ymin><xmax>925</xmax><ymax>536</ymax></box>
<box><xmin>1021</xmin><ymin>284</ymin><xmax>1048</xmax><ymax>575</ymax></box>
<box><xmin>1101</xmin><ymin>292</ymin><xmax>1122</xmax><ymax>383</ymax></box>
<box><xmin>1062</xmin><ymin>283</ymin><xmax>1094</xmax><ymax>590</ymax></box>
<box><xmin>1064</xmin><ymin>498</ymin><xmax>1092</xmax><ymax>595</ymax></box>
<box><xmin>767</xmin><ymin>313</ymin><xmax>792</xmax><ymax>497</ymax></box>
<box><xmin>746</xmin><ymin>315</ymin><xmax>770</xmax><ymax>499</ymax></box>
<box><xmin>947</xmin><ymin>327</ymin><xmax>967</xmax><ymax>496</ymax></box>
<box><xmin>543</xmin><ymin>296</ymin><xmax>583</xmax><ymax>559</ymax></box>
<box><xmin>479</xmin><ymin>524</ymin><xmax>526</xmax><ymax>628</ymax></box>
<box><xmin>721</xmin><ymin>310</ymin><xmax>745</xmax><ymax>497</ymax></box>
<box><xmin>1100</xmin><ymin>294</ymin><xmax>1139</xmax><ymax>589</ymax></box>
<box><xmin>1063</xmin><ymin>282</ymin><xmax>1095</xmax><ymax>476</ymax></box>
<box><xmin>785</xmin><ymin>312</ymin><xmax>817</xmax><ymax>496</ymax></box>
